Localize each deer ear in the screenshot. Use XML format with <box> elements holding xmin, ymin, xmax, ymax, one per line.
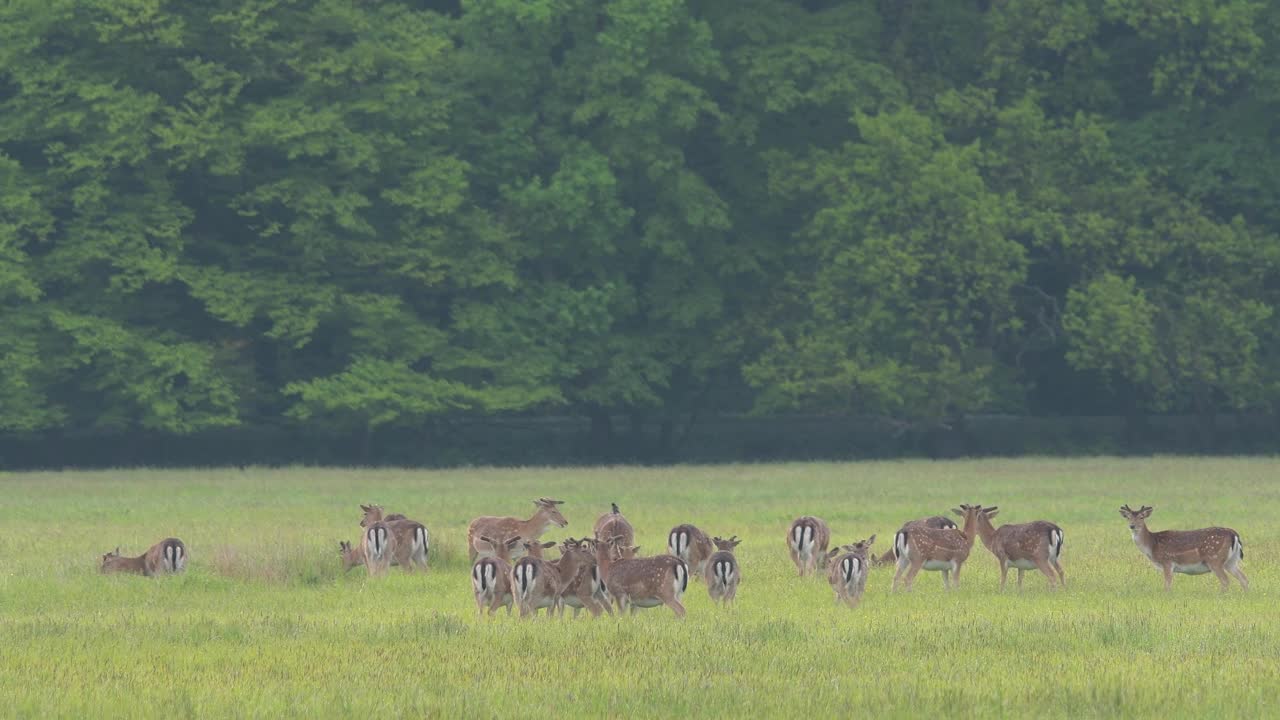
<box><xmin>1139</xmin><ymin>507</ymin><xmax>1153</xmax><ymax>519</ymax></box>
<box><xmin>987</xmin><ymin>510</ymin><xmax>999</xmax><ymax>519</ymax></box>
<box><xmin>360</xmin><ymin>504</ymin><xmax>370</xmax><ymax>512</ymax></box>
<box><xmin>542</xmin><ymin>541</ymin><xmax>556</xmax><ymax>548</ymax></box>
<box><xmin>951</xmin><ymin>508</ymin><xmax>964</xmax><ymax>516</ymax></box>
<box><xmin>867</xmin><ymin>534</ymin><xmax>876</xmax><ymax>546</ymax></box>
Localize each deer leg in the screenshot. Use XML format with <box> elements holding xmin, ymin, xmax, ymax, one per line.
<box><xmin>1209</xmin><ymin>562</ymin><xmax>1231</xmax><ymax>592</ymax></box>
<box><xmin>892</xmin><ymin>563</ymin><xmax>906</xmax><ymax>592</ymax></box>
<box><xmin>1051</xmin><ymin>559</ymin><xmax>1066</xmax><ymax>588</ymax></box>
<box><xmin>1228</xmin><ymin>565</ymin><xmax>1249</xmax><ymax>591</ymax></box>
<box><xmin>1161</xmin><ymin>564</ymin><xmax>1174</xmax><ymax>591</ymax></box>
<box><xmin>904</xmin><ymin>558</ymin><xmax>924</xmax><ymax>591</ymax></box>
<box><xmin>663</xmin><ymin>590</ymin><xmax>687</xmax><ymax>618</ymax></box>
<box><xmin>1017</xmin><ymin>569</ymin><xmax>1024</xmax><ymax>590</ymax></box>
<box><xmin>940</xmin><ymin>569</ymin><xmax>950</xmax><ymax>589</ymax></box>
<box><xmin>999</xmin><ymin>560</ymin><xmax>1009</xmax><ymax>591</ymax></box>
<box><xmin>951</xmin><ymin>563</ymin><xmax>963</xmax><ymax>589</ymax></box>
<box><xmin>1033</xmin><ymin>557</ymin><xmax>1057</xmax><ymax>590</ymax></box>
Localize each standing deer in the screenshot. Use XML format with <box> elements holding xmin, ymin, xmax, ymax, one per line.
<box><xmin>668</xmin><ymin>524</ymin><xmax>714</xmax><ymax>578</ymax></box>
<box><xmin>467</xmin><ymin>498</ymin><xmax>567</xmax><ymax>562</ymax></box>
<box><xmin>512</xmin><ymin>538</ymin><xmax>589</xmax><ymax>618</ymax></box>
<box><xmin>787</xmin><ymin>516</ymin><xmax>830</xmax><ymax>576</ymax></box>
<box><xmin>361</xmin><ymin>521</ymin><xmax>394</xmax><ymax>576</ymax></box>
<box><xmin>596</xmin><ymin>536</ymin><xmax>689</xmax><ymax>617</ymax></box>
<box><xmin>874</xmin><ymin>516</ymin><xmax>956</xmax><ymax>567</ymax></box>
<box><xmin>100</xmin><ymin>538</ymin><xmax>187</xmax><ymax>576</ymax></box>
<box><xmin>971</xmin><ymin>506</ymin><xmax>1065</xmax><ymax>590</ymax></box>
<box><xmin>826</xmin><ymin>536</ymin><xmax>875</xmax><ymax>608</ymax></box>
<box><xmin>594</xmin><ymin>503</ymin><xmax>635</xmax><ymax>547</ymax></box>
<box><xmin>892</xmin><ymin>504</ymin><xmax>983</xmax><ymax>591</ymax></box>
<box><xmin>359</xmin><ymin>504</ymin><xmax>429</xmax><ymax>572</ymax></box>
<box><xmin>706</xmin><ymin>536</ymin><xmax>741</xmax><ymax>606</ymax></box>
<box><xmin>471</xmin><ymin>535</ymin><xmax>524</xmax><ymax>617</ymax></box>
<box><xmin>559</xmin><ymin>538</ymin><xmax>613</xmax><ymax>618</ymax></box>
<box><xmin>1119</xmin><ymin>504</ymin><xmax>1247</xmax><ymax>592</ymax></box>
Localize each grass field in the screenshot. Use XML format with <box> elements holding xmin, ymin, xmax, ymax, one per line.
<box><xmin>1</xmin><ymin>458</ymin><xmax>1277</xmax><ymax>718</ymax></box>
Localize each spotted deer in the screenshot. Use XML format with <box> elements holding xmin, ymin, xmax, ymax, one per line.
<box><xmin>512</xmin><ymin>538</ymin><xmax>590</xmax><ymax>619</ymax></box>
<box><xmin>787</xmin><ymin>516</ymin><xmax>830</xmax><ymax>576</ymax></box>
<box><xmin>874</xmin><ymin>516</ymin><xmax>956</xmax><ymax>567</ymax></box>
<box><xmin>826</xmin><ymin>536</ymin><xmax>875</xmax><ymax>608</ymax></box>
<box><xmin>668</xmin><ymin>524</ymin><xmax>714</xmax><ymax>578</ymax></box>
<box><xmin>361</xmin><ymin>521</ymin><xmax>394</xmax><ymax>576</ymax></box>
<box><xmin>597</xmin><ymin>536</ymin><xmax>689</xmax><ymax>617</ymax></box>
<box><xmin>471</xmin><ymin>535</ymin><xmax>524</xmax><ymax>616</ymax></box>
<box><xmin>706</xmin><ymin>536</ymin><xmax>741</xmax><ymax>606</ymax></box>
<box><xmin>100</xmin><ymin>538</ymin><xmax>187</xmax><ymax>576</ymax></box>
<box><xmin>594</xmin><ymin>503</ymin><xmax>634</xmax><ymax>547</ymax></box>
<box><xmin>558</xmin><ymin>538</ymin><xmax>613</xmax><ymax>618</ymax></box>
<box><xmin>892</xmin><ymin>505</ymin><xmax>982</xmax><ymax>591</ymax></box>
<box><xmin>468</xmin><ymin>498</ymin><xmax>567</xmax><ymax>562</ymax></box>
<box><xmin>359</xmin><ymin>504</ymin><xmax>429</xmax><ymax>572</ymax></box>
<box><xmin>1119</xmin><ymin>505</ymin><xmax>1247</xmax><ymax>592</ymax></box>
<box><xmin>971</xmin><ymin>506</ymin><xmax>1065</xmax><ymax>590</ymax></box>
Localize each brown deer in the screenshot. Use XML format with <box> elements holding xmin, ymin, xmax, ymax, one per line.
<box><xmin>471</xmin><ymin>535</ymin><xmax>524</xmax><ymax>616</ymax></box>
<box><xmin>596</xmin><ymin>536</ymin><xmax>689</xmax><ymax>617</ymax></box>
<box><xmin>1119</xmin><ymin>504</ymin><xmax>1247</xmax><ymax>592</ymax></box>
<box><xmin>971</xmin><ymin>506</ymin><xmax>1065</xmax><ymax>590</ymax></box>
<box><xmin>512</xmin><ymin>538</ymin><xmax>589</xmax><ymax>618</ymax></box>
<box><xmin>706</xmin><ymin>536</ymin><xmax>741</xmax><ymax>606</ymax></box>
<box><xmin>826</xmin><ymin>536</ymin><xmax>875</xmax><ymax>608</ymax></box>
<box><xmin>873</xmin><ymin>516</ymin><xmax>956</xmax><ymax>567</ymax></box>
<box><xmin>668</xmin><ymin>524</ymin><xmax>714</xmax><ymax>577</ymax></box>
<box><xmin>787</xmin><ymin>516</ymin><xmax>830</xmax><ymax>576</ymax></box>
<box><xmin>892</xmin><ymin>505</ymin><xmax>983</xmax><ymax>591</ymax></box>
<box><xmin>594</xmin><ymin>502</ymin><xmax>634</xmax><ymax>547</ymax></box>
<box><xmin>360</xmin><ymin>521</ymin><xmax>394</xmax><ymax>576</ymax></box>
<box><xmin>100</xmin><ymin>538</ymin><xmax>187</xmax><ymax>576</ymax></box>
<box><xmin>338</xmin><ymin>541</ymin><xmax>364</xmax><ymax>573</ymax></box>
<box><xmin>467</xmin><ymin>498</ymin><xmax>567</xmax><ymax>562</ymax></box>
<box><xmin>558</xmin><ymin>538</ymin><xmax>614</xmax><ymax>618</ymax></box>
<box><xmin>359</xmin><ymin>504</ymin><xmax>429</xmax><ymax>572</ymax></box>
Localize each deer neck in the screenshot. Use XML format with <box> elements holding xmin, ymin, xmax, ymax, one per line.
<box><xmin>556</xmin><ymin>551</ymin><xmax>586</xmax><ymax>583</ymax></box>
<box><xmin>594</xmin><ymin>544</ymin><xmax>614</xmax><ymax>577</ymax></box>
<box><xmin>518</xmin><ymin>509</ymin><xmax>554</xmax><ymax>539</ymax></box>
<box><xmin>960</xmin><ymin>514</ymin><xmax>979</xmax><ymax>550</ymax></box>
<box><xmin>974</xmin><ymin>515</ymin><xmax>997</xmax><ymax>550</ymax></box>
<box><xmin>1131</xmin><ymin>522</ymin><xmax>1155</xmax><ymax>556</ymax></box>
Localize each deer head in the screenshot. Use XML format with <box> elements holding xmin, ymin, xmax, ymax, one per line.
<box><xmin>712</xmin><ymin>536</ymin><xmax>741</xmax><ymax>552</ymax></box>
<box><xmin>1119</xmin><ymin>504</ymin><xmax>1153</xmax><ymax>530</ymax></box>
<box><xmin>535</xmin><ymin>498</ymin><xmax>568</xmax><ymax>528</ymax></box>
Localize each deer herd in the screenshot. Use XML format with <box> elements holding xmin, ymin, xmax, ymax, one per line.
<box><xmin>99</xmin><ymin>499</ymin><xmax>1250</xmax><ymax>613</ymax></box>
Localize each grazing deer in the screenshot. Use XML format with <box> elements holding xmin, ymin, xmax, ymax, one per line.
<box><xmin>361</xmin><ymin>521</ymin><xmax>395</xmax><ymax>576</ymax></box>
<box><xmin>971</xmin><ymin>506</ymin><xmax>1065</xmax><ymax>590</ymax></box>
<box><xmin>338</xmin><ymin>541</ymin><xmax>364</xmax><ymax>573</ymax></box>
<box><xmin>471</xmin><ymin>535</ymin><xmax>524</xmax><ymax>616</ymax></box>
<box><xmin>892</xmin><ymin>505</ymin><xmax>983</xmax><ymax>591</ymax></box>
<box><xmin>100</xmin><ymin>538</ymin><xmax>187</xmax><ymax>576</ymax></box>
<box><xmin>512</xmin><ymin>538</ymin><xmax>590</xmax><ymax>618</ymax></box>
<box><xmin>874</xmin><ymin>516</ymin><xmax>956</xmax><ymax>567</ymax></box>
<box><xmin>596</xmin><ymin>536</ymin><xmax>689</xmax><ymax>617</ymax></box>
<box><xmin>468</xmin><ymin>498</ymin><xmax>567</xmax><ymax>562</ymax></box>
<box><xmin>826</xmin><ymin>536</ymin><xmax>875</xmax><ymax>608</ymax></box>
<box><xmin>707</xmin><ymin>536</ymin><xmax>741</xmax><ymax>606</ymax></box>
<box><xmin>1119</xmin><ymin>505</ymin><xmax>1247</xmax><ymax>592</ymax></box>
<box><xmin>359</xmin><ymin>504</ymin><xmax>429</xmax><ymax>572</ymax></box>
<box><xmin>594</xmin><ymin>502</ymin><xmax>635</xmax><ymax>547</ymax></box>
<box><xmin>556</xmin><ymin>538</ymin><xmax>613</xmax><ymax>618</ymax></box>
<box><xmin>668</xmin><ymin>524</ymin><xmax>714</xmax><ymax>578</ymax></box>
<box><xmin>787</xmin><ymin>516</ymin><xmax>830</xmax><ymax>576</ymax></box>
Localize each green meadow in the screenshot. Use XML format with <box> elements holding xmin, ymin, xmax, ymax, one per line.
<box><xmin>1</xmin><ymin>458</ymin><xmax>1277</xmax><ymax>718</ymax></box>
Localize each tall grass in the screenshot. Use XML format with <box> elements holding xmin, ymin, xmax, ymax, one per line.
<box><xmin>0</xmin><ymin>458</ymin><xmax>1276</xmax><ymax>718</ymax></box>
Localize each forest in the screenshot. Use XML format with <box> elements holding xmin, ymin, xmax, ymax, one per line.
<box><xmin>2</xmin><ymin>0</ymin><xmax>1278</xmax><ymax>465</ymax></box>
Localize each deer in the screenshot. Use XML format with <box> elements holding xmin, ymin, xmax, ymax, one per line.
<box><xmin>826</xmin><ymin>536</ymin><xmax>875</xmax><ymax>609</ymax></box>
<box><xmin>596</xmin><ymin>536</ymin><xmax>689</xmax><ymax>617</ymax></box>
<box><xmin>560</xmin><ymin>538</ymin><xmax>614</xmax><ymax>618</ymax></box>
<box><xmin>706</xmin><ymin>536</ymin><xmax>741</xmax><ymax>606</ymax></box>
<box><xmin>359</xmin><ymin>504</ymin><xmax>429</xmax><ymax>572</ymax></box>
<box><xmin>468</xmin><ymin>498</ymin><xmax>567</xmax><ymax>562</ymax></box>
<box><xmin>471</xmin><ymin>535</ymin><xmax>524</xmax><ymax>616</ymax></box>
<box><xmin>1119</xmin><ymin>504</ymin><xmax>1247</xmax><ymax>592</ymax></box>
<box><xmin>970</xmin><ymin>506</ymin><xmax>1065</xmax><ymax>590</ymax></box>
<box><xmin>100</xmin><ymin>538</ymin><xmax>187</xmax><ymax>576</ymax></box>
<box><xmin>338</xmin><ymin>541</ymin><xmax>364</xmax><ymax>573</ymax></box>
<box><xmin>360</xmin><ymin>521</ymin><xmax>394</xmax><ymax>576</ymax></box>
<box><xmin>511</xmin><ymin>537</ymin><xmax>590</xmax><ymax>619</ymax></box>
<box><xmin>594</xmin><ymin>502</ymin><xmax>634</xmax><ymax>547</ymax></box>
<box><xmin>873</xmin><ymin>516</ymin><xmax>956</xmax><ymax>567</ymax></box>
<box><xmin>787</xmin><ymin>516</ymin><xmax>830</xmax><ymax>576</ymax></box>
<box><xmin>892</xmin><ymin>504</ymin><xmax>983</xmax><ymax>591</ymax></box>
<box><xmin>668</xmin><ymin>523</ymin><xmax>714</xmax><ymax>578</ymax></box>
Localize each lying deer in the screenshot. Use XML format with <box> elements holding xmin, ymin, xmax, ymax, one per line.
<box><xmin>594</xmin><ymin>503</ymin><xmax>634</xmax><ymax>547</ymax></box>
<box><xmin>668</xmin><ymin>524</ymin><xmax>714</xmax><ymax>578</ymax></box>
<box><xmin>874</xmin><ymin>516</ymin><xmax>955</xmax><ymax>567</ymax></box>
<box><xmin>706</xmin><ymin>536</ymin><xmax>741</xmax><ymax>606</ymax></box>
<box><xmin>472</xmin><ymin>535</ymin><xmax>524</xmax><ymax>616</ymax></box>
<box><xmin>892</xmin><ymin>505</ymin><xmax>982</xmax><ymax>591</ymax></box>
<box><xmin>787</xmin><ymin>516</ymin><xmax>830</xmax><ymax>576</ymax></box>
<box><xmin>826</xmin><ymin>536</ymin><xmax>875</xmax><ymax>608</ymax></box>
<box><xmin>359</xmin><ymin>504</ymin><xmax>429</xmax><ymax>572</ymax></box>
<box><xmin>468</xmin><ymin>498</ymin><xmax>567</xmax><ymax>562</ymax></box>
<box><xmin>100</xmin><ymin>538</ymin><xmax>187</xmax><ymax>576</ymax></box>
<box><xmin>971</xmin><ymin>506</ymin><xmax>1064</xmax><ymax>590</ymax></box>
<box><xmin>597</xmin><ymin>536</ymin><xmax>689</xmax><ymax>617</ymax></box>
<box><xmin>1120</xmin><ymin>504</ymin><xmax>1247</xmax><ymax>592</ymax></box>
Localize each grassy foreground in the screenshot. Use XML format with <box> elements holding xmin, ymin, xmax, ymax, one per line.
<box><xmin>0</xmin><ymin>458</ymin><xmax>1277</xmax><ymax>719</ymax></box>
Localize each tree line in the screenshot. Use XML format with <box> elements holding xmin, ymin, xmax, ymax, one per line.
<box><xmin>2</xmin><ymin>0</ymin><xmax>1278</xmax><ymax>461</ymax></box>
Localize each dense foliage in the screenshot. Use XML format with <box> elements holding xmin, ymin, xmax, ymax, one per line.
<box><xmin>2</xmin><ymin>0</ymin><xmax>1278</xmax><ymax>455</ymax></box>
